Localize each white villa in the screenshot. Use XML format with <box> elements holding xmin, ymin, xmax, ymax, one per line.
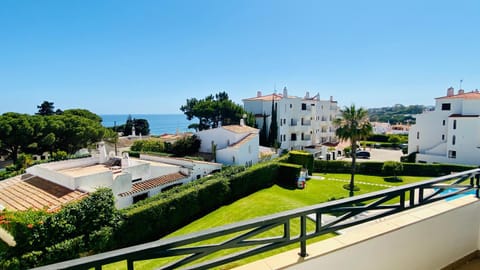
<box><xmin>196</xmin><ymin>121</ymin><xmax>259</xmax><ymax>166</ymax></box>
<box><xmin>243</xmin><ymin>87</ymin><xmax>340</xmax><ymax>151</ymax></box>
<box><xmin>0</xmin><ymin>142</ymin><xmax>222</xmax><ymax>211</ymax></box>
<box><xmin>408</xmin><ymin>87</ymin><xmax>480</xmax><ymax>165</ymax></box>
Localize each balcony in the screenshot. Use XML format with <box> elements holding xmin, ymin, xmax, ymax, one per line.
<box><xmin>301</xmin><ymin>119</ymin><xmax>311</xmax><ymax>126</ymax></box>
<box><xmin>290</xmin><ymin>119</ymin><xmax>298</xmax><ymax>126</ymax></box>
<box><xmin>35</xmin><ymin>169</ymin><xmax>480</xmax><ymax>270</ymax></box>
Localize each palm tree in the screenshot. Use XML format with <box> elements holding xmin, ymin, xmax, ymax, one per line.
<box><xmin>334</xmin><ymin>104</ymin><xmax>372</xmax><ymax>196</ymax></box>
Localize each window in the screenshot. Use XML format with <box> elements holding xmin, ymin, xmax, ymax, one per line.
<box><xmin>133</xmin><ymin>193</ymin><xmax>149</xmax><ymax>204</ymax></box>
<box><xmin>442</xmin><ymin>120</ymin><xmax>446</xmax><ymax>126</ymax></box>
<box><xmin>448</xmin><ymin>150</ymin><xmax>457</xmax><ymax>159</ymax></box>
<box><xmin>417</xmin><ymin>132</ymin><xmax>420</xmax><ymax>139</ymax></box>
<box><xmin>290</xmin><ymin>104</ymin><xmax>293</xmax><ymax>109</ymax></box>
<box><xmin>442</xmin><ymin>103</ymin><xmax>451</xmax><ymax>111</ymax></box>
<box><xmin>452</xmin><ymin>135</ymin><xmax>456</xmax><ymax>145</ymax></box>
<box><xmin>442</xmin><ymin>134</ymin><xmax>445</xmax><ymax>141</ymax></box>
<box><xmin>301</xmin><ymin>103</ymin><xmax>307</xmax><ymax>110</ymax></box>
<box><xmin>453</xmin><ymin>120</ymin><xmax>457</xmax><ymax>129</ymax></box>
<box><xmin>291</xmin><ymin>133</ymin><xmax>297</xmax><ymax>141</ymax></box>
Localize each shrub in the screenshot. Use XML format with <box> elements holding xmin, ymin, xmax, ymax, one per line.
<box><xmin>278</xmin><ymin>163</ymin><xmax>302</xmax><ymax>188</ymax></box>
<box><xmin>382</xmin><ymin>161</ymin><xmax>404</xmax><ymax>179</ymax></box>
<box><xmin>288</xmin><ymin>151</ymin><xmax>313</xmax><ymax>174</ymax></box>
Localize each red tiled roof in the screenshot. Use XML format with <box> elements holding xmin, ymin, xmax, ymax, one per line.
<box><xmin>118</xmin><ymin>172</ymin><xmax>187</xmax><ymax>197</ymax></box>
<box><xmin>222</xmin><ymin>125</ymin><xmax>259</xmax><ymax>134</ymax></box>
<box><xmin>0</xmin><ymin>175</ymin><xmax>87</xmax><ymax>212</ymax></box>
<box><xmin>230</xmin><ymin>133</ymin><xmax>257</xmax><ymax>149</ymax></box>
<box><xmin>436</xmin><ymin>91</ymin><xmax>480</xmax><ymax>100</ymax></box>
<box><xmin>243</xmin><ymin>93</ymin><xmax>283</xmax><ymax>101</ymax></box>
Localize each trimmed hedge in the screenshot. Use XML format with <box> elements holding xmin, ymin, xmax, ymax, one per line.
<box><xmin>278</xmin><ymin>163</ymin><xmax>302</xmax><ymax>188</ymax></box>
<box><xmin>314</xmin><ymin>160</ymin><xmax>476</xmax><ymax>176</ymax></box>
<box><xmin>116</xmin><ymin>162</ymin><xmax>279</xmax><ymax>247</ymax></box>
<box><xmin>288</xmin><ymin>151</ymin><xmax>313</xmax><ymax>174</ymax></box>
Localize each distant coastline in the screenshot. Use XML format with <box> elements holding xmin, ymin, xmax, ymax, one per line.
<box><xmin>100</xmin><ymin>114</ymin><xmax>194</xmax><ymax>135</ymax></box>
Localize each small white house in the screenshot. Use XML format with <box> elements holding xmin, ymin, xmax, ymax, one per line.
<box><xmin>408</xmin><ymin>87</ymin><xmax>480</xmax><ymax>165</ymax></box>
<box><xmin>0</xmin><ymin>142</ymin><xmax>222</xmax><ymax>211</ymax></box>
<box><xmin>196</xmin><ymin>123</ymin><xmax>260</xmax><ymax>166</ymax></box>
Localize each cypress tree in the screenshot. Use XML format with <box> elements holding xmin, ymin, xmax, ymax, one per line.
<box><xmin>268</xmin><ymin>96</ymin><xmax>278</xmax><ymax>147</ymax></box>
<box><xmin>260</xmin><ymin>113</ymin><xmax>268</xmax><ymax>146</ymax></box>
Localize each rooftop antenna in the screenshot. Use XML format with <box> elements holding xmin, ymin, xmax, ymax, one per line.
<box><xmin>274</xmin><ymin>82</ymin><xmax>277</xmax><ymax>94</ymax></box>
<box><xmin>460</xmin><ymin>79</ymin><xmax>463</xmax><ymax>89</ymax></box>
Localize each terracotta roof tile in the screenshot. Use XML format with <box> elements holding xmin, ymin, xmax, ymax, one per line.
<box><xmin>242</xmin><ymin>93</ymin><xmax>283</xmax><ymax>101</ymax></box>
<box><xmin>222</xmin><ymin>125</ymin><xmax>259</xmax><ymax>134</ymax></box>
<box><xmin>118</xmin><ymin>172</ymin><xmax>187</xmax><ymax>197</ymax></box>
<box><xmin>436</xmin><ymin>91</ymin><xmax>480</xmax><ymax>100</ymax></box>
<box><xmin>0</xmin><ymin>176</ymin><xmax>87</xmax><ymax>212</ymax></box>
<box><xmin>230</xmin><ymin>133</ymin><xmax>257</xmax><ymax>149</ymax></box>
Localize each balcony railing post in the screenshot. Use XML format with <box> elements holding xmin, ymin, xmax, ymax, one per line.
<box><xmin>299</xmin><ymin>215</ymin><xmax>308</xmax><ymax>257</ymax></box>
<box><xmin>476</xmin><ymin>174</ymin><xmax>480</xmax><ymax>198</ymax></box>
<box><xmin>315</xmin><ymin>212</ymin><xmax>322</xmax><ymax>233</ymax></box>
<box><xmin>127</xmin><ymin>259</ymin><xmax>134</xmax><ymax>270</ymax></box>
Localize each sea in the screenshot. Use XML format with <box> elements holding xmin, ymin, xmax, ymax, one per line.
<box><xmin>100</xmin><ymin>114</ymin><xmax>194</xmax><ymax>135</ymax></box>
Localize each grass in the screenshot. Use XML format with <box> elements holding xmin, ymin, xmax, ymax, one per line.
<box><xmin>102</xmin><ymin>173</ymin><xmax>433</xmax><ymax>270</ymax></box>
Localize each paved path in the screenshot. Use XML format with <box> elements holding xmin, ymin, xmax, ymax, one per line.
<box><xmin>310</xmin><ymin>175</ymin><xmax>394</xmax><ymax>188</ymax></box>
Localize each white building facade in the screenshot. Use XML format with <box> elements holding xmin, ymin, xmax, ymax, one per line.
<box><xmin>243</xmin><ymin>87</ymin><xmax>340</xmax><ymax>150</ymax></box>
<box><xmin>196</xmin><ymin>124</ymin><xmax>260</xmax><ymax>166</ymax></box>
<box><xmin>408</xmin><ymin>87</ymin><xmax>480</xmax><ymax>165</ymax></box>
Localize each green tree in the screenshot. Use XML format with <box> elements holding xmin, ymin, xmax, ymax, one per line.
<box><xmin>0</xmin><ymin>113</ymin><xmax>36</xmax><ymax>163</ymax></box>
<box><xmin>180</xmin><ymin>92</ymin><xmax>252</xmax><ymax>131</ymax></box>
<box><xmin>268</xmin><ymin>98</ymin><xmax>278</xmax><ymax>147</ymax></box>
<box><xmin>259</xmin><ymin>113</ymin><xmax>268</xmax><ymax>146</ymax></box>
<box><xmin>36</xmin><ymin>101</ymin><xmax>56</xmax><ymax>116</ymax></box>
<box><xmin>334</xmin><ymin>104</ymin><xmax>373</xmax><ymax>196</ymax></box>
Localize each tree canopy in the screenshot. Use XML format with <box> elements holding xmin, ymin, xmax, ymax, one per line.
<box><xmin>113</xmin><ymin>115</ymin><xmax>150</xmax><ymax>136</ymax></box>
<box><xmin>0</xmin><ymin>108</ymin><xmax>110</xmax><ymax>162</ymax></box>
<box><xmin>180</xmin><ymin>91</ymin><xmax>254</xmax><ymax>131</ymax></box>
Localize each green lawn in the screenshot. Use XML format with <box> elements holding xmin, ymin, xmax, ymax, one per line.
<box><xmin>103</xmin><ymin>173</ymin><xmax>433</xmax><ymax>270</ymax></box>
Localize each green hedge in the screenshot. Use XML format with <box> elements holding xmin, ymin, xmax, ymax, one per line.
<box><xmin>288</xmin><ymin>151</ymin><xmax>313</xmax><ymax>174</ymax></box>
<box><xmin>278</xmin><ymin>163</ymin><xmax>302</xmax><ymax>188</ymax></box>
<box><xmin>116</xmin><ymin>162</ymin><xmax>279</xmax><ymax>247</ymax></box>
<box><xmin>314</xmin><ymin>160</ymin><xmax>476</xmax><ymax>176</ymax></box>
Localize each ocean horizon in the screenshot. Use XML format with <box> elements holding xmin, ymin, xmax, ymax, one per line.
<box><xmin>101</xmin><ymin>114</ymin><xmax>195</xmax><ymax>135</ymax></box>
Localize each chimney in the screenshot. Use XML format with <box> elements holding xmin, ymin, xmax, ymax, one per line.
<box><xmin>330</xmin><ymin>96</ymin><xmax>333</xmax><ymax>102</ymax></box>
<box><xmin>257</xmin><ymin>91</ymin><xmax>262</xmax><ymax>97</ymax></box>
<box><xmin>305</xmin><ymin>91</ymin><xmax>310</xmax><ymax>99</ymax></box>
<box><xmin>283</xmin><ymin>87</ymin><xmax>288</xmax><ymax>98</ymax></box>
<box><xmin>458</xmin><ymin>89</ymin><xmax>465</xmax><ymax>95</ymax></box>
<box><xmin>447</xmin><ymin>87</ymin><xmax>454</xmax><ymax>96</ymax></box>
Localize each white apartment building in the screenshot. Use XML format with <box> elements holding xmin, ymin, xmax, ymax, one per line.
<box><xmin>408</xmin><ymin>87</ymin><xmax>480</xmax><ymax>165</ymax></box>
<box><xmin>243</xmin><ymin>87</ymin><xmax>340</xmax><ymax>150</ymax></box>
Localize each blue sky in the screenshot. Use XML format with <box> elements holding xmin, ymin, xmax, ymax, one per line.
<box><xmin>1</xmin><ymin>0</ymin><xmax>479</xmax><ymax>115</ymax></box>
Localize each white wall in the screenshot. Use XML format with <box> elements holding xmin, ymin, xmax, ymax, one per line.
<box><xmin>26</xmin><ymin>165</ymin><xmax>76</xmax><ymax>189</ymax></box>
<box><xmin>75</xmin><ymin>171</ymin><xmax>114</xmax><ymax>192</ymax></box>
<box><xmin>197</xmin><ymin>128</ymin><xmax>236</xmax><ymax>153</ymax></box>
<box><xmin>287</xmin><ymin>201</ymin><xmax>480</xmax><ymax>270</ymax></box>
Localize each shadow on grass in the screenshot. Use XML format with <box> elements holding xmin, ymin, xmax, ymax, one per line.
<box><xmin>275</xmin><ymin>182</ymin><xmax>297</xmax><ymax>190</ymax></box>
<box><xmin>384</xmin><ymin>177</ymin><xmax>403</xmax><ymax>183</ymax></box>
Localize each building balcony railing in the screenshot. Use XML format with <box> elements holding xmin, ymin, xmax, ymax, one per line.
<box><xmin>34</xmin><ymin>169</ymin><xmax>480</xmax><ymax>270</ymax></box>
<box><xmin>301</xmin><ymin>120</ymin><xmax>311</xmax><ymax>126</ymax></box>
<box><xmin>302</xmin><ymin>135</ymin><xmax>311</xmax><ymax>141</ymax></box>
<box><xmin>290</xmin><ymin>119</ymin><xmax>298</xmax><ymax>126</ymax></box>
